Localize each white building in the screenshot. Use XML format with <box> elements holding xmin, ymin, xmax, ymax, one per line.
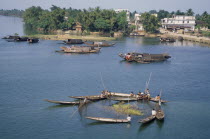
<box><xmin>161</xmin><ymin>15</ymin><xmax>196</xmax><ymax>31</ymax></box>
<box><xmin>115</xmin><ymin>9</ymin><xmax>130</xmax><ymax>22</ymax></box>
<box><xmin>134</xmin><ymin>14</ymin><xmax>144</xmax><ymax>31</ymax></box>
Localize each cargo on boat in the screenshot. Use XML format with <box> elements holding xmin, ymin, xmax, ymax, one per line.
<box><xmin>84</xmin><ymin>41</ymin><xmax>115</xmax><ymax>47</ymax></box>
<box><xmin>139</xmin><ymin>115</ymin><xmax>156</xmax><ymax>124</ymax></box>
<box><xmin>86</xmin><ymin>117</ymin><xmax>129</xmax><ymax>123</ymax></box>
<box><xmin>44</xmin><ymin>99</ymin><xmax>80</xmax><ymax>105</ymax></box>
<box><xmin>27</xmin><ymin>38</ymin><xmax>39</xmax><ymax>43</ymax></box>
<box><xmin>119</xmin><ymin>52</ymin><xmax>171</xmax><ymax>63</ymax></box>
<box><xmin>63</xmin><ymin>39</ymin><xmax>84</xmax><ymax>44</ymax></box>
<box><xmin>156</xmin><ymin>109</ymin><xmax>165</xmax><ymax>120</ymax></box>
<box><xmin>56</xmin><ymin>46</ymin><xmax>100</xmax><ymax>53</ymax></box>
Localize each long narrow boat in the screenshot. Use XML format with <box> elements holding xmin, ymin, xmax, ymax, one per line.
<box><xmin>69</xmin><ymin>95</ymin><xmax>102</xmax><ymax>99</ymax></box>
<box><xmin>84</xmin><ymin>42</ymin><xmax>115</xmax><ymax>47</ymax></box>
<box><xmin>44</xmin><ymin>99</ymin><xmax>80</xmax><ymax>105</ymax></box>
<box><xmin>149</xmin><ymin>98</ymin><xmax>168</xmax><ymax>103</ymax></box>
<box><xmin>139</xmin><ymin>115</ymin><xmax>156</xmax><ymax>124</ymax></box>
<box><xmin>103</xmin><ymin>91</ymin><xmax>133</xmax><ymax>97</ymax></box>
<box><xmin>156</xmin><ymin>109</ymin><xmax>165</xmax><ymax>120</ymax></box>
<box><xmin>109</xmin><ymin>96</ymin><xmax>138</xmax><ymax>101</ymax></box>
<box><xmin>69</xmin><ymin>95</ymin><xmax>106</xmax><ymax>101</ymax></box>
<box><xmin>86</xmin><ymin>117</ymin><xmax>129</xmax><ymax>123</ymax></box>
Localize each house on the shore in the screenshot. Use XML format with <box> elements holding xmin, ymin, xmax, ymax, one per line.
<box><xmin>115</xmin><ymin>9</ymin><xmax>130</xmax><ymax>22</ymax></box>
<box><xmin>161</xmin><ymin>15</ymin><xmax>196</xmax><ymax>32</ymax></box>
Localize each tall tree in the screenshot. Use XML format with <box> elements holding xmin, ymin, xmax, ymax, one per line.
<box><xmin>141</xmin><ymin>12</ymin><xmax>159</xmax><ymax>33</ymax></box>
<box><xmin>186</xmin><ymin>9</ymin><xmax>194</xmax><ymax>16</ymax></box>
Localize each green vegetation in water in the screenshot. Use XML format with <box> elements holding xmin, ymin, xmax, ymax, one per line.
<box><xmin>112</xmin><ymin>103</ymin><xmax>143</xmax><ymax>116</ymax></box>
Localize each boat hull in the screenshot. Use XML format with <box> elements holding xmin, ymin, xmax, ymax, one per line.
<box><xmin>86</xmin><ymin>117</ymin><xmax>129</xmax><ymax>123</ymax></box>
<box><xmin>139</xmin><ymin>115</ymin><xmax>156</xmax><ymax>124</ymax></box>
<box><xmin>44</xmin><ymin>99</ymin><xmax>80</xmax><ymax>105</ymax></box>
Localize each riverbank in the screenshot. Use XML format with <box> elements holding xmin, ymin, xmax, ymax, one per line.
<box><xmin>161</xmin><ymin>32</ymin><xmax>210</xmax><ymax>45</ymax></box>
<box><xmin>24</xmin><ymin>34</ymin><xmax>117</xmax><ymax>41</ymax></box>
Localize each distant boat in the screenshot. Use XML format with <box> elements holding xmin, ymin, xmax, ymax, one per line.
<box><xmin>160</xmin><ymin>37</ymin><xmax>175</xmax><ymax>42</ymax></box>
<box><xmin>27</xmin><ymin>38</ymin><xmax>39</xmax><ymax>43</ymax></box>
<box><xmin>119</xmin><ymin>52</ymin><xmax>171</xmax><ymax>63</ymax></box>
<box><xmin>56</xmin><ymin>46</ymin><xmax>100</xmax><ymax>53</ymax></box>
<box><xmin>44</xmin><ymin>99</ymin><xmax>80</xmax><ymax>105</ymax></box>
<box><xmin>63</xmin><ymin>39</ymin><xmax>84</xmax><ymax>44</ymax></box>
<box><xmin>2</xmin><ymin>35</ymin><xmax>19</xmax><ymax>39</ymax></box>
<box><xmin>139</xmin><ymin>115</ymin><xmax>156</xmax><ymax>124</ymax></box>
<box><xmin>86</xmin><ymin>117</ymin><xmax>129</xmax><ymax>123</ymax></box>
<box><xmin>84</xmin><ymin>41</ymin><xmax>115</xmax><ymax>47</ymax></box>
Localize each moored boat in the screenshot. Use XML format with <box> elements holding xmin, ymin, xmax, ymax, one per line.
<box><xmin>27</xmin><ymin>38</ymin><xmax>39</xmax><ymax>43</ymax></box>
<box><xmin>139</xmin><ymin>115</ymin><xmax>156</xmax><ymax>124</ymax></box>
<box><xmin>44</xmin><ymin>99</ymin><xmax>80</xmax><ymax>105</ymax></box>
<box><xmin>119</xmin><ymin>52</ymin><xmax>171</xmax><ymax>63</ymax></box>
<box><xmin>63</xmin><ymin>39</ymin><xmax>84</xmax><ymax>44</ymax></box>
<box><xmin>2</xmin><ymin>35</ymin><xmax>19</xmax><ymax>39</ymax></box>
<box><xmin>84</xmin><ymin>41</ymin><xmax>115</xmax><ymax>47</ymax></box>
<box><xmin>86</xmin><ymin>117</ymin><xmax>129</xmax><ymax>123</ymax></box>
<box><xmin>57</xmin><ymin>46</ymin><xmax>100</xmax><ymax>53</ymax></box>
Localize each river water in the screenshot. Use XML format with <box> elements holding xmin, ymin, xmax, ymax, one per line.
<box><xmin>0</xmin><ymin>15</ymin><xmax>210</xmax><ymax>139</ymax></box>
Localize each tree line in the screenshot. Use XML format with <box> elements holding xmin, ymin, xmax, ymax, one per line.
<box><xmin>23</xmin><ymin>5</ymin><xmax>129</xmax><ymax>34</ymax></box>
<box><xmin>0</xmin><ymin>9</ymin><xmax>24</xmax><ymax>17</ymax></box>
<box><xmin>1</xmin><ymin>7</ymin><xmax>210</xmax><ymax>33</ymax></box>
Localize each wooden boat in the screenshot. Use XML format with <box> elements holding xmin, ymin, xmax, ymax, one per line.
<box><xmin>150</xmin><ymin>98</ymin><xmax>168</xmax><ymax>103</ymax></box>
<box><xmin>2</xmin><ymin>35</ymin><xmax>20</xmax><ymax>39</ymax></box>
<box><xmin>156</xmin><ymin>109</ymin><xmax>165</xmax><ymax>120</ymax></box>
<box><xmin>63</xmin><ymin>39</ymin><xmax>84</xmax><ymax>44</ymax></box>
<box><xmin>27</xmin><ymin>38</ymin><xmax>39</xmax><ymax>43</ymax></box>
<box><xmin>44</xmin><ymin>99</ymin><xmax>80</xmax><ymax>105</ymax></box>
<box><xmin>15</xmin><ymin>37</ymin><xmax>29</xmax><ymax>42</ymax></box>
<box><xmin>119</xmin><ymin>52</ymin><xmax>171</xmax><ymax>63</ymax></box>
<box><xmin>57</xmin><ymin>46</ymin><xmax>100</xmax><ymax>53</ymax></box>
<box><xmin>86</xmin><ymin>117</ymin><xmax>129</xmax><ymax>123</ymax></box>
<box><xmin>69</xmin><ymin>95</ymin><xmax>106</xmax><ymax>101</ymax></box>
<box><xmin>84</xmin><ymin>41</ymin><xmax>115</xmax><ymax>47</ymax></box>
<box><xmin>160</xmin><ymin>37</ymin><xmax>175</xmax><ymax>42</ymax></box>
<box><xmin>109</xmin><ymin>96</ymin><xmax>138</xmax><ymax>101</ymax></box>
<box><xmin>139</xmin><ymin>115</ymin><xmax>156</xmax><ymax>124</ymax></box>
<box><xmin>102</xmin><ymin>91</ymin><xmax>132</xmax><ymax>97</ymax></box>
<box><xmin>70</xmin><ymin>95</ymin><xmax>101</xmax><ymax>99</ymax></box>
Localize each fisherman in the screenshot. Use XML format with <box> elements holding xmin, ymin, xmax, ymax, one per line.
<box><xmin>145</xmin><ymin>88</ymin><xmax>150</xmax><ymax>94</ymax></box>
<box><xmin>155</xmin><ymin>95</ymin><xmax>160</xmax><ymax>101</ymax></box>
<box><xmin>147</xmin><ymin>93</ymin><xmax>151</xmax><ymax>99</ymax></box>
<box><xmin>84</xmin><ymin>97</ymin><xmax>87</xmax><ymax>103</ymax></box>
<box><xmin>127</xmin><ymin>115</ymin><xmax>132</xmax><ymax>122</ymax></box>
<box><xmin>152</xmin><ymin>109</ymin><xmax>157</xmax><ymax>116</ymax></box>
<box><xmin>130</xmin><ymin>92</ymin><xmax>134</xmax><ymax>96</ymax></box>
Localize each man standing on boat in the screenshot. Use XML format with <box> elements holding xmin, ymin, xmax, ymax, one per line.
<box><xmin>127</xmin><ymin>115</ymin><xmax>131</xmax><ymax>122</ymax></box>
<box><xmin>152</xmin><ymin>109</ymin><xmax>157</xmax><ymax>116</ymax></box>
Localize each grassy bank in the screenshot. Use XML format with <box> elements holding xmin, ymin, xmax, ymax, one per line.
<box><xmin>25</xmin><ymin>34</ymin><xmax>117</xmax><ymax>41</ymax></box>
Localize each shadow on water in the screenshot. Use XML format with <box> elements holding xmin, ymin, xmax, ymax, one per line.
<box><xmin>45</xmin><ymin>104</ymin><xmax>77</xmax><ymax>110</ymax></box>
<box><xmin>156</xmin><ymin>119</ymin><xmax>165</xmax><ymax>129</ymax></box>
<box><xmin>138</xmin><ymin>119</ymin><xmax>155</xmax><ymax>132</ymax></box>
